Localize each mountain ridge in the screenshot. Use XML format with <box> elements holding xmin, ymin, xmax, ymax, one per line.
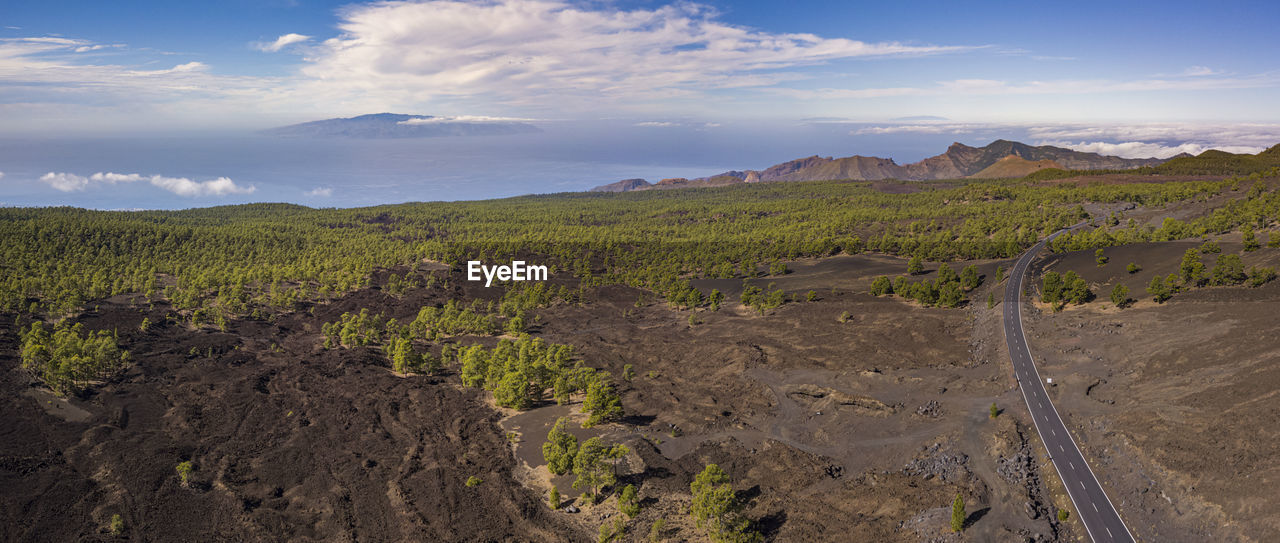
<box><xmin>590</xmin><ymin>139</ymin><xmax>1168</xmax><ymax>192</ymax></box>
<box><xmin>263</xmin><ymin>113</ymin><xmax>541</xmax><ymax>138</ymax></box>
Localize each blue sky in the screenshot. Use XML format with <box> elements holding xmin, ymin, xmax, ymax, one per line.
<box><xmin>2</xmin><ymin>1</ymin><xmax>1280</xmax><ymax>207</ymax></box>
<box><xmin>4</xmin><ymin>0</ymin><xmax>1279</xmax><ymax>129</ymax></box>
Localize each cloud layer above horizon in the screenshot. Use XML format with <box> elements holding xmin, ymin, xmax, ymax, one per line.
<box><xmin>39</xmin><ymin>172</ymin><xmax>255</xmax><ymax>196</ymax></box>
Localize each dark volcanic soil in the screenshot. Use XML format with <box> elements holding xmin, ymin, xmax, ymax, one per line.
<box><xmin>0</xmin><ymin>291</ymin><xmax>578</xmax><ymax>542</ymax></box>
<box><xmin>1026</xmin><ymin>240</ymin><xmax>1280</xmax><ymax>542</ymax></box>
<box><xmin>2</xmin><ymin>255</ymin><xmax>1071</xmax><ymax>542</ymax></box>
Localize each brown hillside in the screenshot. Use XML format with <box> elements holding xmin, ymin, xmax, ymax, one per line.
<box><xmin>969</xmin><ymin>155</ymin><xmax>1063</xmax><ymax>178</ymax></box>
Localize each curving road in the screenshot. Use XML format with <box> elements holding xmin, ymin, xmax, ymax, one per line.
<box><xmin>1003</xmin><ymin>225</ymin><xmax>1135</xmax><ymax>543</ymax></box>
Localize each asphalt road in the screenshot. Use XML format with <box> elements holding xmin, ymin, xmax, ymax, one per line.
<box><xmin>1004</xmin><ymin>226</ymin><xmax>1135</xmax><ymax>543</ymax></box>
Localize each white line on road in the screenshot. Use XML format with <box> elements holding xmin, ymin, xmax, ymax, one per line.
<box><xmin>1094</xmin><ymin>503</ymin><xmax>1099</xmax><ymax>512</ymax></box>
<box><xmin>1059</xmin><ymin>445</ymin><xmax>1064</xmax><ymax>452</ymax></box>
<box><xmin>1069</xmin><ymin>462</ymin><xmax>1075</xmax><ymax>470</ymax></box>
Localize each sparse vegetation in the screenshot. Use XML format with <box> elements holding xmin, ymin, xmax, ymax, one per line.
<box><xmin>572</xmin><ymin>437</ymin><xmax>629</xmax><ymax>502</ymax></box>
<box><xmin>1095</xmin><ymin>248</ymin><xmax>1108</xmax><ymax>266</ymax></box>
<box><xmin>907</xmin><ymin>256</ymin><xmax>924</xmax><ymax>275</ymax></box>
<box><xmin>649</xmin><ymin>518</ymin><xmax>667</xmax><ymax>542</ymax></box>
<box><xmin>870</xmin><ymin>275</ymin><xmax>893</xmax><ymax>296</ymax></box>
<box><xmin>740</xmin><ymin>282</ymin><xmax>787</xmax><ymax>314</ymax></box>
<box><xmin>1243</xmin><ymin>226</ymin><xmax>1260</xmax><ymax>251</ymax></box>
<box><xmin>1126</xmin><ymin>262</ymin><xmax>1141</xmax><ymax>274</ymax></box>
<box><xmin>1110</xmin><ymin>284</ymin><xmax>1130</xmax><ymax>308</ymax></box>
<box><xmin>1148</xmin><ymin>275</ymin><xmax>1173</xmax><ymax>303</ymax></box>
<box><xmin>1057</xmin><ymin>508</ymin><xmax>1070</xmax><ymax>522</ymax></box>
<box><xmin>1041</xmin><ymin>270</ymin><xmax>1090</xmax><ymax>309</ymax></box>
<box><xmin>176</xmin><ymin>461</ymin><xmax>194</xmax><ymax>487</ymax></box>
<box><xmin>691</xmin><ymin>464</ymin><xmax>760</xmax><ymax>543</ymax></box>
<box><xmin>466</xmin><ymin>475</ymin><xmax>483</xmax><ymax>487</ymax></box>
<box><xmin>542</xmin><ymin>417</ymin><xmax>579</xmax><ymax>475</ymax></box>
<box><xmin>989</xmin><ymin>402</ymin><xmax>999</xmax><ymax>419</ymax></box>
<box><xmin>109</xmin><ymin>514</ymin><xmax>124</xmax><ymax>535</ymax></box>
<box><xmin>597</xmin><ymin>517</ymin><xmax>626</xmax><ymax>543</ymax></box>
<box><xmin>951</xmin><ymin>493</ymin><xmax>965</xmax><ymax>532</ymax></box>
<box><xmin>619</xmin><ymin>484</ymin><xmax>640</xmax><ymax>518</ymax></box>
<box><xmin>549</xmin><ymin>487</ymin><xmax>561</xmax><ymax>510</ymax></box>
<box><xmin>1209</xmin><ymin>254</ymin><xmax>1247</xmax><ymax>286</ymax></box>
<box><xmin>1248</xmin><ymin>266</ymin><xmax>1277</xmax><ymax>287</ymax></box>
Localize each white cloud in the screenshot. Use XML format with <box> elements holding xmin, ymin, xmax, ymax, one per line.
<box><xmin>149</xmin><ymin>176</ymin><xmax>253</xmax><ymax>196</ymax></box>
<box><xmin>40</xmin><ymin>172</ymin><xmax>89</xmax><ymax>192</ymax></box>
<box><xmin>0</xmin><ymin>171</ymin><xmax>5</xmax><ymax>179</ymax></box>
<box><xmin>1181</xmin><ymin>66</ymin><xmax>1220</xmax><ymax>77</ymax></box>
<box><xmin>0</xmin><ymin>36</ymin><xmax>281</xmax><ymax>128</ymax></box>
<box><xmin>853</xmin><ymin>123</ymin><xmax>978</xmax><ymax>135</ymax></box>
<box><xmin>90</xmin><ymin>172</ymin><xmax>146</xmax><ymax>183</ymax></box>
<box><xmin>305</xmin><ymin>187</ymin><xmax>333</xmax><ymax>197</ymax></box>
<box><xmin>1040</xmin><ymin>140</ymin><xmax>1265</xmax><ymax>159</ymax></box>
<box><xmin>1028</xmin><ymin>123</ymin><xmax>1280</xmax><ymax>149</ymax></box>
<box><xmin>775</xmin><ymin>73</ymin><xmax>1280</xmax><ymax>100</ymax></box>
<box><xmin>397</xmin><ymin>115</ymin><xmax>534</xmax><ymax>124</ymax></box>
<box><xmin>39</xmin><ymin>171</ymin><xmax>255</xmax><ymax>196</ymax></box>
<box><xmin>297</xmin><ymin>0</ymin><xmax>971</xmax><ymax>110</ymax></box>
<box><xmin>255</xmin><ymin>33</ymin><xmax>311</xmax><ymax>53</ymax></box>
<box><xmin>635</xmin><ymin>121</ymin><xmax>679</xmax><ymax>127</ymax></box>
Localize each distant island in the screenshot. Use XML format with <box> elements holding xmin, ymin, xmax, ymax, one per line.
<box><xmin>262</xmin><ymin>113</ymin><xmax>541</xmax><ymax>138</ymax></box>
<box><xmin>591</xmin><ymin>139</ymin><xmax>1177</xmax><ymax>192</ymax></box>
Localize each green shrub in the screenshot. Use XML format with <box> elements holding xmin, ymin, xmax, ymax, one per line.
<box><xmin>1110</xmin><ymin>284</ymin><xmax>1130</xmax><ymax>307</ymax></box>
<box><xmin>619</xmin><ymin>484</ymin><xmax>640</xmax><ymax>518</ymax></box>
<box><xmin>175</xmin><ymin>461</ymin><xmax>194</xmax><ymax>487</ymax></box>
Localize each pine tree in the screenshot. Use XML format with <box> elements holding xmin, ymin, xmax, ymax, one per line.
<box><xmin>1180</xmin><ymin>248</ymin><xmax>1205</xmax><ymax>286</ymax></box>
<box><xmin>690</xmin><ymin>464</ymin><xmax>759</xmax><ymax>542</ymax></box>
<box><xmin>1148</xmin><ymin>275</ymin><xmax>1171</xmax><ymax>303</ymax></box>
<box><xmin>1110</xmin><ymin>284</ymin><xmax>1129</xmax><ymax>308</ymax></box>
<box><xmin>543</xmin><ymin>417</ymin><xmax>579</xmax><ymax>475</ymax></box>
<box><xmin>951</xmin><ymin>493</ymin><xmax>965</xmax><ymax>532</ymax></box>
<box><xmin>960</xmin><ymin>264</ymin><xmax>980</xmax><ymax>291</ymax></box>
<box><xmin>573</xmin><ymin>437</ymin><xmax>615</xmax><ymax>499</ymax></box>
<box><xmin>619</xmin><ymin>484</ymin><xmax>640</xmax><ymax>517</ymax></box>
<box><xmin>582</xmin><ymin>377</ymin><xmax>623</xmax><ymax>427</ymax></box>
<box><xmin>870</xmin><ymin>275</ymin><xmax>893</xmax><ymax>296</ymax></box>
<box><xmin>907</xmin><ymin>256</ymin><xmax>924</xmax><ymax>275</ymax></box>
